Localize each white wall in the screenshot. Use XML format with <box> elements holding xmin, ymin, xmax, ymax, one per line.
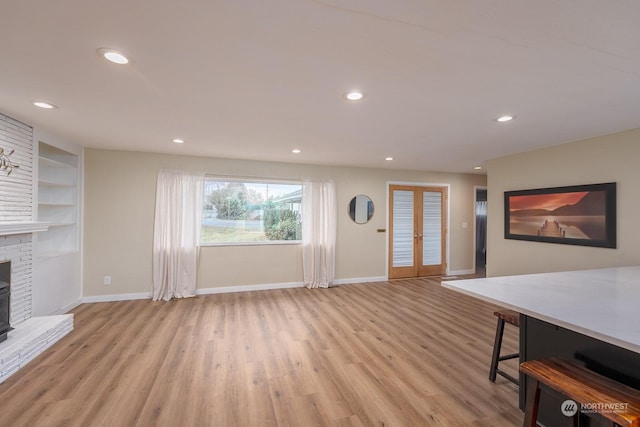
<box><xmin>83</xmin><ymin>149</ymin><xmax>486</xmax><ymax>297</ymax></box>
<box><xmin>486</xmin><ymin>128</ymin><xmax>640</xmax><ymax>277</ymax></box>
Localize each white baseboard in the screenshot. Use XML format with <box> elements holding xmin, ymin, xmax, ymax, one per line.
<box><xmin>448</xmin><ymin>269</ymin><xmax>475</xmax><ymax>276</ymax></box>
<box><xmin>197</xmin><ymin>276</ymin><xmax>388</xmax><ymax>294</ymax></box>
<box><xmin>197</xmin><ymin>281</ymin><xmax>303</xmax><ymax>295</ymax></box>
<box><xmin>82</xmin><ymin>292</ymin><xmax>151</xmax><ymax>303</ymax></box>
<box><xmin>80</xmin><ymin>276</ymin><xmax>390</xmax><ymax>303</ymax></box>
<box><xmin>81</xmin><ymin>283</ymin><xmax>304</xmax><ymax>303</ymax></box>
<box><xmin>333</xmin><ymin>276</ymin><xmax>387</xmax><ymax>285</ymax></box>
<box><xmin>52</xmin><ymin>298</ymin><xmax>83</xmax><ymax>314</ymax></box>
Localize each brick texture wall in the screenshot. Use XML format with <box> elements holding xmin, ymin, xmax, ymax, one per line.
<box><xmin>0</xmin><ymin>113</ymin><xmax>34</xmax><ymax>325</ymax></box>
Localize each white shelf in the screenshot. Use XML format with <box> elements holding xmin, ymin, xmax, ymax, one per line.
<box><xmin>46</xmin><ymin>222</ymin><xmax>75</xmax><ymax>228</ymax></box>
<box><xmin>0</xmin><ymin>222</ymin><xmax>50</xmax><ymax>236</ymax></box>
<box><xmin>39</xmin><ymin>155</ymin><xmax>74</xmax><ymax>169</ymax></box>
<box><xmin>38</xmin><ymin>179</ymin><xmax>75</xmax><ymax>188</ymax></box>
<box><xmin>38</xmin><ymin>144</ymin><xmax>77</xmax><ymax>168</ymax></box>
<box><xmin>38</xmin><ymin>202</ymin><xmax>74</xmax><ymax>207</ymax></box>
<box><xmin>35</xmin><ymin>250</ymin><xmax>78</xmax><ymax>260</ymax></box>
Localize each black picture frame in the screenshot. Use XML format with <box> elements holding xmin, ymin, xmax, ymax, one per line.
<box><xmin>504</xmin><ymin>182</ymin><xmax>616</xmax><ymax>248</ymax></box>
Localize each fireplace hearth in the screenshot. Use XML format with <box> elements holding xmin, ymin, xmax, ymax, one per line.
<box><xmin>0</xmin><ymin>260</ymin><xmax>10</xmax><ymax>343</ymax></box>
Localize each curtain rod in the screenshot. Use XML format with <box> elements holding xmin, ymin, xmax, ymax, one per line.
<box><xmin>204</xmin><ymin>173</ymin><xmax>306</xmax><ymax>183</ymax></box>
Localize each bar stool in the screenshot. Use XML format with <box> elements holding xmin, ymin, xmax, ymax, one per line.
<box><xmin>489</xmin><ymin>309</ymin><xmax>520</xmax><ymax>385</ymax></box>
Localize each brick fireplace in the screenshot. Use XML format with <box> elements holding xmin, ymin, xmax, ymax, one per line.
<box><xmin>0</xmin><ymin>113</ymin><xmax>73</xmax><ymax>383</ymax></box>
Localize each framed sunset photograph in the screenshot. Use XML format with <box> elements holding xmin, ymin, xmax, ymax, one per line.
<box><xmin>504</xmin><ymin>182</ymin><xmax>617</xmax><ymax>248</ymax></box>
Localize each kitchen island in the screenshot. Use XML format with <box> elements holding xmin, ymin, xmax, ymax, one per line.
<box><xmin>443</xmin><ymin>266</ymin><xmax>640</xmax><ymax>425</ymax></box>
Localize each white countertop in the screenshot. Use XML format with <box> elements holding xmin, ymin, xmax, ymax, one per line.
<box><xmin>442</xmin><ymin>266</ymin><xmax>640</xmax><ymax>354</ymax></box>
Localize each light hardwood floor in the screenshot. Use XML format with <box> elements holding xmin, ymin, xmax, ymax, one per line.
<box><xmin>0</xmin><ymin>277</ymin><xmax>521</xmax><ymax>426</ymax></box>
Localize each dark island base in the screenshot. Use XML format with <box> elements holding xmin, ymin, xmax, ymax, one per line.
<box><xmin>519</xmin><ymin>315</ymin><xmax>640</xmax><ymax>426</ymax></box>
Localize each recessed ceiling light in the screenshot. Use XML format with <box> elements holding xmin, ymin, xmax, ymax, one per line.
<box><xmin>97</xmin><ymin>48</ymin><xmax>129</xmax><ymax>65</ymax></box>
<box><xmin>496</xmin><ymin>115</ymin><xmax>514</xmax><ymax>122</ymax></box>
<box><xmin>172</xmin><ymin>138</ymin><xmax>184</xmax><ymax>144</ymax></box>
<box><xmin>33</xmin><ymin>101</ymin><xmax>57</xmax><ymax>109</ymax></box>
<box><xmin>345</xmin><ymin>91</ymin><xmax>364</xmax><ymax>101</ymax></box>
<box><xmin>292</xmin><ymin>149</ymin><xmax>301</xmax><ymax>154</ymax></box>
<box><xmin>385</xmin><ymin>157</ymin><xmax>393</xmax><ymax>161</ymax></box>
<box><xmin>474</xmin><ymin>166</ymin><xmax>483</xmax><ymax>170</ymax></box>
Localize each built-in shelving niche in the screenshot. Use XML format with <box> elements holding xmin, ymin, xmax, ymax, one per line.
<box><xmin>36</xmin><ymin>142</ymin><xmax>79</xmax><ymax>259</ymax></box>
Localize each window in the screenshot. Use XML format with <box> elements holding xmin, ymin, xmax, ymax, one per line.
<box><xmin>201</xmin><ymin>179</ymin><xmax>302</xmax><ymax>244</ymax></box>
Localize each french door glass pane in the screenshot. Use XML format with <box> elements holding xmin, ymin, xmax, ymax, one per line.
<box><xmin>392</xmin><ymin>190</ymin><xmax>414</xmax><ymax>267</ymax></box>
<box><xmin>423</xmin><ymin>191</ymin><xmax>442</xmax><ymax>265</ymax></box>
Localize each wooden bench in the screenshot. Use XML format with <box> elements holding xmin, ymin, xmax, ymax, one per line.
<box><xmin>520</xmin><ymin>358</ymin><xmax>640</xmax><ymax>427</ymax></box>
<box><xmin>489</xmin><ymin>309</ymin><xmax>520</xmax><ymax>385</ymax></box>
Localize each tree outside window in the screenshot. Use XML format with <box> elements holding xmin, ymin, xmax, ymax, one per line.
<box><xmin>201</xmin><ymin>180</ymin><xmax>302</xmax><ymax>244</ymax></box>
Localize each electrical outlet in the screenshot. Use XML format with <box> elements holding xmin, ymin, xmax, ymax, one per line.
<box><xmin>104</xmin><ymin>276</ymin><xmax>111</xmax><ymax>285</ymax></box>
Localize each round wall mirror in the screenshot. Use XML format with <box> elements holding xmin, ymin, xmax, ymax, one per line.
<box><xmin>348</xmin><ymin>195</ymin><xmax>374</xmax><ymax>224</ymax></box>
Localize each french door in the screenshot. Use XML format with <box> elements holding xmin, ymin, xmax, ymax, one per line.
<box><xmin>389</xmin><ymin>185</ymin><xmax>447</xmax><ymax>279</ymax></box>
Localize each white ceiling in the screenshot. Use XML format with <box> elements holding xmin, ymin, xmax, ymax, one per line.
<box><xmin>1</xmin><ymin>1</ymin><xmax>639</xmax><ymax>173</ymax></box>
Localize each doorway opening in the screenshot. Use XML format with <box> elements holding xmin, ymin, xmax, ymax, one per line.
<box><xmin>475</xmin><ymin>188</ymin><xmax>487</xmax><ymax>275</ymax></box>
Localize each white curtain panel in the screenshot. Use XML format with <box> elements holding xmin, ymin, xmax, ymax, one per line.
<box><xmin>152</xmin><ymin>169</ymin><xmax>205</xmax><ymax>301</ymax></box>
<box><xmin>302</xmin><ymin>179</ymin><xmax>337</xmax><ymax>289</ymax></box>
